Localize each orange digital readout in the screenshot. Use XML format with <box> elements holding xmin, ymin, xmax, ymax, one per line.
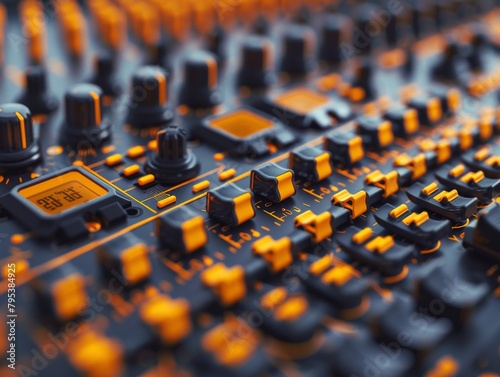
<box><xmin>274</xmin><ymin>88</ymin><xmax>329</xmax><ymax>115</ymax></box>
<box><xmin>208</xmin><ymin>109</ymin><xmax>274</xmax><ymax>139</ymax></box>
<box><xmin>18</xmin><ymin>171</ymin><xmax>108</xmax><ymax>215</ymax></box>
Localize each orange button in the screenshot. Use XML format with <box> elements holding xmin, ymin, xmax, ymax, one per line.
<box><xmin>105</xmin><ymin>154</ymin><xmax>123</xmax><ymax>166</ymax></box>
<box><xmin>137</xmin><ymin>174</ymin><xmax>155</xmax><ymax>187</ymax></box>
<box><xmin>127</xmin><ymin>145</ymin><xmax>146</xmax><ymax>158</ymax></box>
<box><xmin>123</xmin><ymin>164</ymin><xmax>140</xmax><ymax>177</ymax></box>
<box><xmin>157</xmin><ymin>196</ymin><xmax>176</xmax><ymax>209</ymax></box>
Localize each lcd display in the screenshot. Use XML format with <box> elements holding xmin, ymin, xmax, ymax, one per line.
<box><xmin>18</xmin><ymin>171</ymin><xmax>108</xmax><ymax>215</ymax></box>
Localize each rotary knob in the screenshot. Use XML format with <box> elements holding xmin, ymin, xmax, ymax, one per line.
<box><xmin>0</xmin><ymin>103</ymin><xmax>41</xmax><ymax>172</ymax></box>
<box><xmin>352</xmin><ymin>58</ymin><xmax>375</xmax><ymax>100</ymax></box>
<box><xmin>145</xmin><ymin>38</ymin><xmax>173</xmax><ymax>72</ymax></box>
<box><xmin>432</xmin><ymin>37</ymin><xmax>469</xmax><ymax>83</ymax></box>
<box><xmin>179</xmin><ymin>51</ymin><xmax>221</xmax><ymax>109</ymax></box>
<box><xmin>126</xmin><ymin>65</ymin><xmax>173</xmax><ymax>128</ymax></box>
<box><xmin>279</xmin><ymin>24</ymin><xmax>316</xmax><ymax>75</ymax></box>
<box><xmin>145</xmin><ymin>126</ymin><xmax>200</xmax><ymax>184</ymax></box>
<box><xmin>90</xmin><ymin>52</ymin><xmax>122</xmax><ymax>98</ymax></box>
<box><xmin>433</xmin><ymin>0</ymin><xmax>455</xmax><ymax>30</ymax></box>
<box><xmin>466</xmin><ymin>24</ymin><xmax>489</xmax><ymax>71</ymax></box>
<box><xmin>16</xmin><ymin>66</ymin><xmax>58</xmax><ymax>117</ymax></box>
<box><xmin>61</xmin><ymin>84</ymin><xmax>111</xmax><ymax>146</ymax></box>
<box><xmin>206</xmin><ymin>25</ymin><xmax>226</xmax><ymax>67</ymax></box>
<box><xmin>385</xmin><ymin>6</ymin><xmax>411</xmax><ymax>48</ymax></box>
<box><xmin>411</xmin><ymin>2</ymin><xmax>434</xmax><ymax>39</ymax></box>
<box><xmin>237</xmin><ymin>36</ymin><xmax>275</xmax><ymax>89</ymax></box>
<box><xmin>353</xmin><ymin>4</ymin><xmax>384</xmax><ymax>55</ymax></box>
<box><xmin>251</xmin><ymin>16</ymin><xmax>269</xmax><ymax>35</ymax></box>
<box><xmin>319</xmin><ymin>14</ymin><xmax>350</xmax><ymax>66</ymax></box>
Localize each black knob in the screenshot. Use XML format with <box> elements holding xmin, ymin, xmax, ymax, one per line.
<box><xmin>145</xmin><ymin>126</ymin><xmax>200</xmax><ymax>184</ymax></box>
<box><xmin>157</xmin><ymin>125</ymin><xmax>187</xmax><ymax>160</ymax></box>
<box><xmin>126</xmin><ymin>66</ymin><xmax>173</xmax><ymax>128</ymax></box>
<box><xmin>411</xmin><ymin>2</ymin><xmax>435</xmax><ymax>39</ymax></box>
<box><xmin>280</xmin><ymin>24</ymin><xmax>316</xmax><ymax>75</ymax></box>
<box><xmin>251</xmin><ymin>16</ymin><xmax>269</xmax><ymax>35</ymax></box>
<box><xmin>145</xmin><ymin>38</ymin><xmax>173</xmax><ymax>72</ymax></box>
<box><xmin>61</xmin><ymin>84</ymin><xmax>111</xmax><ymax>146</ymax></box>
<box><xmin>352</xmin><ymin>58</ymin><xmax>375</xmax><ymax>100</ymax></box>
<box><xmin>466</xmin><ymin>24</ymin><xmax>489</xmax><ymax>71</ymax></box>
<box><xmin>291</xmin><ymin>5</ymin><xmax>312</xmax><ymax>24</ymax></box>
<box><xmin>434</xmin><ymin>0</ymin><xmax>455</xmax><ymax>30</ymax></box>
<box><xmin>237</xmin><ymin>36</ymin><xmax>276</xmax><ymax>89</ymax></box>
<box><xmin>16</xmin><ymin>66</ymin><xmax>58</xmax><ymax>117</ymax></box>
<box><xmin>179</xmin><ymin>51</ymin><xmax>221</xmax><ymax>109</ymax></box>
<box><xmin>90</xmin><ymin>52</ymin><xmax>122</xmax><ymax>98</ymax></box>
<box><xmin>206</xmin><ymin>25</ymin><xmax>226</xmax><ymax>67</ymax></box>
<box><xmin>403</xmin><ymin>47</ymin><xmax>415</xmax><ymax>78</ymax></box>
<box><xmin>385</xmin><ymin>10</ymin><xmax>398</xmax><ymax>47</ymax></box>
<box><xmin>0</xmin><ymin>103</ymin><xmax>41</xmax><ymax>172</ymax></box>
<box><xmin>432</xmin><ymin>37</ymin><xmax>470</xmax><ymax>83</ymax></box>
<box><xmin>353</xmin><ymin>4</ymin><xmax>381</xmax><ymax>55</ymax></box>
<box><xmin>470</xmin><ymin>25</ymin><xmax>489</xmax><ymax>49</ymax></box>
<box><xmin>385</xmin><ymin>6</ymin><xmax>411</xmax><ymax>48</ymax></box>
<box><xmin>319</xmin><ymin>14</ymin><xmax>350</xmax><ymax>66</ymax></box>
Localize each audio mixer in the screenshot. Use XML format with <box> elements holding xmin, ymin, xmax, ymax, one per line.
<box><xmin>0</xmin><ymin>0</ymin><xmax>500</xmax><ymax>376</ymax></box>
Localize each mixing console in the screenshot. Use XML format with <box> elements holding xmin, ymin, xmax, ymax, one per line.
<box><xmin>0</xmin><ymin>0</ymin><xmax>500</xmax><ymax>376</ymax></box>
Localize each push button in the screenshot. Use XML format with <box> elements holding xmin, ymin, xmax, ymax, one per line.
<box><xmin>250</xmin><ymin>163</ymin><xmax>296</xmax><ymax>203</ymax></box>
<box><xmin>207</xmin><ymin>183</ymin><xmax>256</xmax><ymax>226</ymax></box>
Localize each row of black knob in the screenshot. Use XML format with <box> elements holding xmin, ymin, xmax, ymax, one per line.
<box><xmin>0</xmin><ymin>101</ymin><xmax>198</xmax><ymax>192</ymax></box>
<box><xmin>0</xmin><ymin>103</ymin><xmax>195</xmax><ymax>184</ymax></box>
